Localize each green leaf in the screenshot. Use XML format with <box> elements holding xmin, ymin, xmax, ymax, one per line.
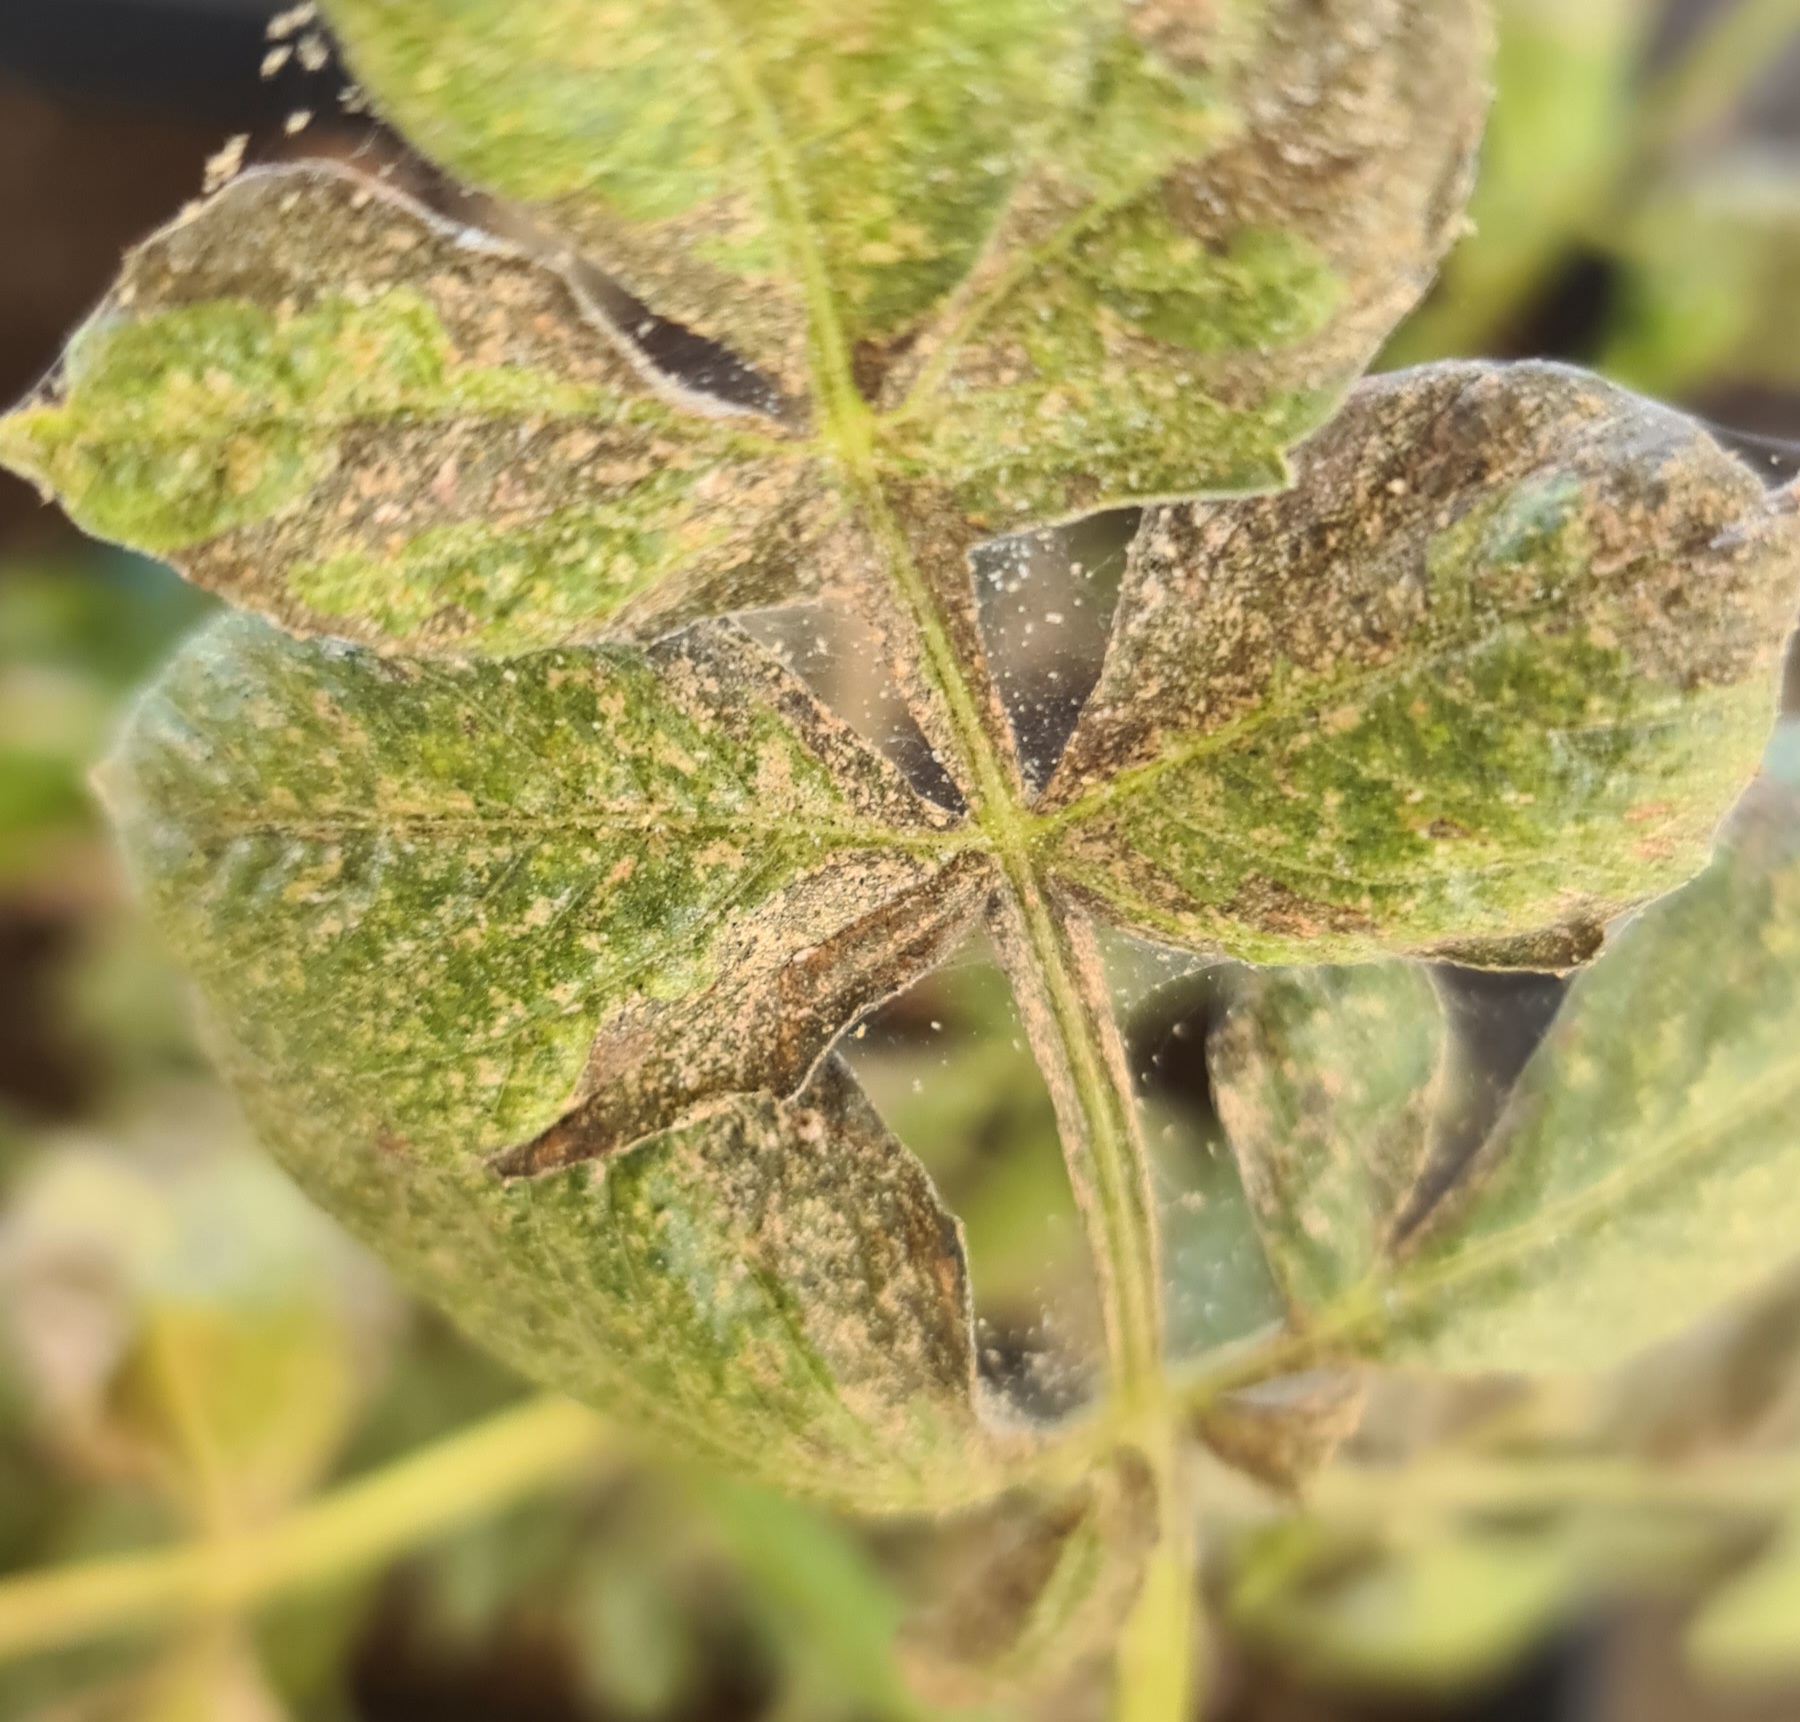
<box><xmin>1042</xmin><ymin>362</ymin><xmax>1799</xmax><ymax>966</ymax></box>
<box><xmin>100</xmin><ymin>610</ymin><xmax>988</xmax><ymax>1169</ymax></box>
<box><xmin>1210</xmin><ymin>964</ymin><xmax>1446</xmax><ymax>1314</ymax></box>
<box><xmin>4</xmin><ymin>9</ymin><xmax>1489</xmax><ymax>654</ymax></box>
<box><xmin>321</xmin><ymin>0</ymin><xmax>1487</xmax><ymax>525</ymax></box>
<box><xmin>1395</xmin><ymin>734</ymin><xmax>1800</xmax><ymax>1376</ymax></box>
<box><xmin>882</xmin><ymin>0</ymin><xmax>1491</xmax><ymax>526</ymax></box>
<box><xmin>1603</xmin><ymin>151</ymin><xmax>1800</xmax><ymax>400</ymax></box>
<box><xmin>1229</xmin><ymin>1521</ymin><xmax>1574</xmax><ymax>1689</ymax></box>
<box><xmin>273</xmin><ymin>1062</ymin><xmax>1008</xmax><ymax>1508</ymax></box>
<box><xmin>0</xmin><ymin>165</ymin><xmax>838</xmax><ymax>657</ymax></box>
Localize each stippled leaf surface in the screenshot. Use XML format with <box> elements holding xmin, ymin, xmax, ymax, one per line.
<box><xmin>100</xmin><ymin>611</ymin><xmax>989</xmax><ymax>1168</ymax></box>
<box><xmin>255</xmin><ymin>1058</ymin><xmax>1006</xmax><ymax>1509</ymax></box>
<box><xmin>321</xmin><ymin>0</ymin><xmax>1485</xmax><ymax>527</ymax></box>
<box><xmin>2</xmin><ymin>6</ymin><xmax>1488</xmax><ymax>656</ymax></box>
<box><xmin>99</xmin><ymin>616</ymin><xmax>1009</xmax><ymax>1500</ymax></box>
<box><xmin>1043</xmin><ymin>362</ymin><xmax>1800</xmax><ymax>967</ymax></box>
<box><xmin>1210</xmin><ymin>964</ymin><xmax>1446</xmax><ymax>1316</ymax></box>
<box><xmin>0</xmin><ymin>165</ymin><xmax>841</xmax><ymax>657</ymax></box>
<box><xmin>1392</xmin><ymin>736</ymin><xmax>1800</xmax><ymax>1376</ymax></box>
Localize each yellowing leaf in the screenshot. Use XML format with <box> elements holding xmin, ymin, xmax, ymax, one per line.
<box><xmin>1042</xmin><ymin>362</ymin><xmax>1799</xmax><ymax>966</ymax></box>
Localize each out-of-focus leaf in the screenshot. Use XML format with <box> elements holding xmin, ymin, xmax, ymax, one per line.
<box><xmin>100</xmin><ymin>611</ymin><xmax>989</xmax><ymax>1174</ymax></box>
<box><xmin>1385</xmin><ymin>0</ymin><xmax>1646</xmax><ymax>364</ymax></box>
<box><xmin>1396</xmin><ymin>733</ymin><xmax>1800</xmax><ymax>1375</ymax></box>
<box><xmin>1604</xmin><ymin>151</ymin><xmax>1800</xmax><ymax>399</ymax></box>
<box><xmin>899</xmin><ymin>1452</ymin><xmax>1157</xmax><ymax>1706</ymax></box>
<box><xmin>0</xmin><ymin>1091</ymin><xmax>371</xmax><ymax>1526</ymax></box>
<box><xmin>0</xmin><ymin>560</ymin><xmax>209</xmax><ymax>884</ymax></box>
<box><xmin>702</xmin><ymin>1477</ymin><xmax>913</xmax><ymax>1718</ymax></box>
<box><xmin>1194</xmin><ymin>1371</ymin><xmax>1369</xmax><ymax>1494</ymax></box>
<box><xmin>1210</xmin><ymin>964</ymin><xmax>1446</xmax><ymax>1315</ymax></box>
<box><xmin>1229</xmin><ymin>1521</ymin><xmax>1573</xmax><ymax>1688</ymax></box>
<box><xmin>0</xmin><ymin>166</ymin><xmax>840</xmax><ymax>659</ymax></box>
<box><xmin>1043</xmin><ymin>362</ymin><xmax>1798</xmax><ymax>967</ymax></box>
<box><xmin>1690</xmin><ymin>1520</ymin><xmax>1800</xmax><ymax>1679</ymax></box>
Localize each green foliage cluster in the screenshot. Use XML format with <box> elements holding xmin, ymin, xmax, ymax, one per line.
<box><xmin>4</xmin><ymin>1</ymin><xmax>1800</xmax><ymax>1718</ymax></box>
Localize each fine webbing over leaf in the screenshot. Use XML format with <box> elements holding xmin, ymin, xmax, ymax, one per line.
<box><xmin>1044</xmin><ymin>362</ymin><xmax>1800</xmax><ymax>967</ymax></box>
<box><xmin>99</xmin><ymin>611</ymin><xmax>990</xmax><ymax>1169</ymax></box>
<box><xmin>1390</xmin><ymin>744</ymin><xmax>1800</xmax><ymax>1377</ymax></box>
<box><xmin>0</xmin><ymin>165</ymin><xmax>844</xmax><ymax>657</ymax></box>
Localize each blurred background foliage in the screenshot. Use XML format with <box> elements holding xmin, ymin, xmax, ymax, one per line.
<box><xmin>0</xmin><ymin>1</ymin><xmax>1798</xmax><ymax>1719</ymax></box>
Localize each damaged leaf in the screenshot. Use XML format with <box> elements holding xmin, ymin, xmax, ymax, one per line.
<box><xmin>2</xmin><ymin>4</ymin><xmax>1489</xmax><ymax>657</ymax></box>
<box><xmin>99</xmin><ymin>610</ymin><xmax>989</xmax><ymax>1168</ymax></box>
<box><xmin>1043</xmin><ymin>362</ymin><xmax>1800</xmax><ymax>967</ymax></box>
<box><xmin>244</xmin><ymin>1059</ymin><xmax>1008</xmax><ymax>1508</ymax></box>
<box><xmin>884</xmin><ymin>0</ymin><xmax>1490</xmax><ymax>525</ymax></box>
<box><xmin>1394</xmin><ymin>739</ymin><xmax>1800</xmax><ymax>1376</ymax></box>
<box><xmin>0</xmin><ymin>165</ymin><xmax>842</xmax><ymax>657</ymax></box>
<box><xmin>1210</xmin><ymin>963</ymin><xmax>1446</xmax><ymax>1317</ymax></box>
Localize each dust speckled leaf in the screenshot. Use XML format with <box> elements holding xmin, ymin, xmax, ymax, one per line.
<box><xmin>322</xmin><ymin>0</ymin><xmax>1486</xmax><ymax>525</ymax></box>
<box><xmin>0</xmin><ymin>164</ymin><xmax>843</xmax><ymax>656</ymax></box>
<box><xmin>883</xmin><ymin>0</ymin><xmax>1490</xmax><ymax>526</ymax></box>
<box><xmin>1211</xmin><ymin>964</ymin><xmax>1446</xmax><ymax>1315</ymax></box>
<box><xmin>260</xmin><ymin>1057</ymin><xmax>1011</xmax><ymax>1507</ymax></box>
<box><xmin>99</xmin><ymin>610</ymin><xmax>991</xmax><ymax>1171</ymax></box>
<box><xmin>1044</xmin><ymin>363</ymin><xmax>1800</xmax><ymax>966</ymax></box>
<box><xmin>1392</xmin><ymin>735</ymin><xmax>1800</xmax><ymax>1376</ymax></box>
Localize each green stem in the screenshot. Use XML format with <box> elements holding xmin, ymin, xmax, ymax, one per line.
<box><xmin>0</xmin><ymin>1396</ymin><xmax>614</xmax><ymax>1667</ymax></box>
<box><xmin>703</xmin><ymin>0</ymin><xmax>1169</xmax><ymax>1418</ymax></box>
